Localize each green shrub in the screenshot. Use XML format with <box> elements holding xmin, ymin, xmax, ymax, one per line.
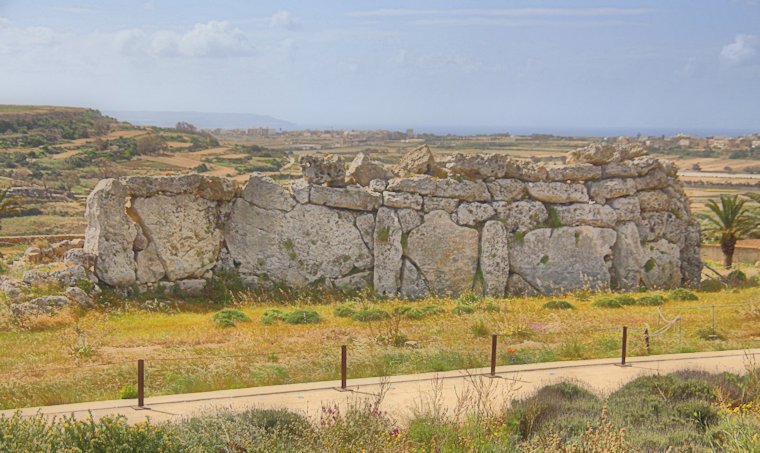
<box><xmin>699</xmin><ymin>279</ymin><xmax>724</xmax><ymax>292</ymax></box>
<box><xmin>695</xmin><ymin>326</ymin><xmax>726</xmax><ymax>341</ymax></box>
<box><xmin>118</xmin><ymin>384</ymin><xmax>138</xmax><ymax>399</ymax></box>
<box><xmin>261</xmin><ymin>309</ymin><xmax>285</xmax><ymax>325</ymax></box>
<box><xmin>213</xmin><ymin>308</ymin><xmax>251</xmax><ymax>327</ymax></box>
<box><xmin>726</xmin><ymin>269</ymin><xmax>747</xmax><ymax>285</ymax></box>
<box><xmin>351</xmin><ymin>308</ymin><xmax>389</xmax><ymax>322</ymax></box>
<box><xmin>636</xmin><ymin>295</ymin><xmax>665</xmax><ymax>306</ymax></box>
<box><xmin>543</xmin><ymin>300</ymin><xmax>574</xmax><ymax>310</ymax></box>
<box><xmin>470</xmin><ymin>319</ymin><xmax>489</xmax><ymax>337</ymax></box>
<box><xmin>614</xmin><ymin>295</ymin><xmax>637</xmax><ymax>306</ymax></box>
<box><xmin>453</xmin><ymin>304</ymin><xmax>475</xmax><ymax>315</ymax></box>
<box><xmin>669</xmin><ymin>288</ymin><xmax>699</xmax><ymax>301</ymax></box>
<box><xmin>456</xmin><ymin>291</ymin><xmax>481</xmax><ymax>305</ymax></box>
<box><xmin>482</xmin><ymin>301</ymin><xmax>501</xmax><ymax>312</ymax></box>
<box><xmin>397</xmin><ymin>305</ymin><xmax>443</xmax><ymax>320</ymax></box>
<box><xmin>283</xmin><ymin>310</ymin><xmax>321</xmax><ymax>324</ymax></box>
<box><xmin>592</xmin><ymin>297</ymin><xmax>622</xmax><ymax>308</ymax></box>
<box><xmin>333</xmin><ymin>304</ymin><xmax>356</xmax><ymax>317</ymax></box>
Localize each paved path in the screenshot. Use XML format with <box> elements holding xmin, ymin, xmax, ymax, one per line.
<box><xmin>3</xmin><ymin>349</ymin><xmax>758</xmax><ymax>425</ymax></box>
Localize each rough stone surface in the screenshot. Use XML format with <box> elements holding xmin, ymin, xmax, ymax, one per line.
<box><xmin>373</xmin><ymin>207</ymin><xmax>403</xmax><ymax>296</ymax></box>
<box><xmin>567</xmin><ymin>143</ymin><xmax>647</xmax><ymax>165</ymax></box>
<box><xmin>65</xmin><ymin>286</ymin><xmax>92</xmax><ymax>308</ymax></box>
<box><xmin>121</xmin><ymin>174</ymin><xmax>236</xmax><ymax>201</ymax></box>
<box><xmin>636</xmin><ymin>190</ymin><xmax>672</xmax><ymax>212</ymax></box>
<box><xmin>588</xmin><ymin>178</ymin><xmax>637</xmax><ymax>203</ymax></box>
<box><xmin>641</xmin><ymin>239</ymin><xmax>682</xmax><ymax>289</ymax></box>
<box><xmin>526</xmin><ymin>182</ymin><xmax>589</xmax><ymax>204</ymax></box>
<box><xmin>555</xmin><ymin>204</ymin><xmax>617</xmax><ymax>228</ymax></box>
<box><xmin>486</xmin><ymin>179</ymin><xmax>526</xmax><ymax>201</ymax></box>
<box><xmin>681</xmin><ymin>220</ymin><xmax>702</xmax><ymax>286</ymax></box>
<box><xmin>395</xmin><ymin>145</ymin><xmax>440</xmax><ymax>176</ymax></box>
<box><xmin>507</xmin><ymin>273</ymin><xmax>540</xmax><ymax>297</ymax></box>
<box><xmin>289</xmin><ymin>179</ymin><xmax>310</xmax><ymax>204</ymax></box>
<box><xmin>397</xmin><ymin>209</ymin><xmax>422</xmax><ymax>233</ymax></box>
<box><xmin>136</xmin><ymin>242</ymin><xmax>165</xmax><ymax>284</ymax></box>
<box><xmin>509</xmin><ymin>227</ymin><xmax>617</xmax><ymax>294</ymax></box>
<box><xmin>63</xmin><ymin>248</ymin><xmax>85</xmax><ymax>266</ymax></box>
<box><xmin>405</xmin><ymin>211</ymin><xmax>479</xmax><ymax>296</ymax></box>
<box><xmin>387</xmin><ymin>175</ymin><xmax>491</xmax><ymax>201</ymax></box>
<box><xmin>494</xmin><ymin>200</ymin><xmax>548</xmax><ymax>232</ymax></box>
<box><xmin>383</xmin><ymin>191</ymin><xmax>423</xmax><ymax>210</ymax></box>
<box><xmin>334</xmin><ymin>271</ymin><xmax>372</xmax><ymax>291</ymax></box>
<box><xmin>355</xmin><ymin>213</ymin><xmax>375</xmax><ymax>252</ymax></box>
<box><xmin>300</xmin><ymin>154</ymin><xmax>346</xmax><ymax>186</ymax></box>
<box><xmin>347</xmin><ymin>153</ymin><xmax>393</xmax><ymax>186</ymax></box>
<box><xmin>12</xmin><ymin>296</ymin><xmax>70</xmax><ymax>318</ymax></box>
<box><xmin>310</xmin><ymin>185</ymin><xmax>382</xmax><ymax>211</ymax></box>
<box><xmin>369</xmin><ymin>179</ymin><xmax>387</xmax><ymax>193</ymax></box>
<box><xmin>608</xmin><ymin>196</ymin><xmax>641</xmax><ymax>222</ymax></box>
<box><xmin>176</xmin><ymin>279</ymin><xmax>207</xmax><ymax>295</ymax></box>
<box><xmin>611</xmin><ymin>222</ymin><xmax>643</xmax><ymax>291</ymax></box>
<box><xmin>423</xmin><ymin>196</ymin><xmax>459</xmax><ymax>213</ymax></box>
<box><xmin>241</xmin><ymin>174</ymin><xmax>296</xmax><ymax>211</ymax></box>
<box><xmin>547</xmin><ymin>164</ymin><xmax>601</xmax><ymax>181</ymax></box>
<box><xmin>455</xmin><ymin>202</ymin><xmax>495</xmax><ymax>226</ymax></box>
<box><xmin>480</xmin><ymin>220</ymin><xmax>509</xmax><ymax>296</ymax></box>
<box><xmin>400</xmin><ymin>259</ymin><xmax>429</xmax><ymax>299</ymax></box>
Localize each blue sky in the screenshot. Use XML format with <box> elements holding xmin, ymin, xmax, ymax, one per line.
<box><xmin>0</xmin><ymin>1</ymin><xmax>758</xmax><ymax>133</ymax></box>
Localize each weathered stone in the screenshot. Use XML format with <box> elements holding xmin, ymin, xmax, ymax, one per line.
<box><xmin>395</xmin><ymin>145</ymin><xmax>440</xmax><ymax>176</ymax></box>
<box><xmin>554</xmin><ymin>204</ymin><xmax>617</xmax><ymax>228</ymax></box>
<box><xmin>486</xmin><ymin>179</ymin><xmax>526</xmax><ymax>201</ymax></box>
<box><xmin>131</xmin><ymin>194</ymin><xmax>221</xmax><ymax>281</ymax></box>
<box><xmin>397</xmin><ymin>209</ymin><xmax>422</xmax><ymax>233</ymax></box>
<box><xmin>226</xmin><ymin>202</ymin><xmax>372</xmax><ymax>287</ymax></box>
<box><xmin>509</xmin><ymin>226</ymin><xmax>617</xmax><ymax>294</ymax></box>
<box><xmin>638</xmin><ymin>212</ymin><xmax>687</xmax><ymax>246</ymax></box>
<box><xmin>65</xmin><ymin>286</ymin><xmax>92</xmax><ymax>308</ymax></box>
<box><xmin>136</xmin><ymin>242</ymin><xmax>165</xmax><ymax>284</ymax></box>
<box><xmin>12</xmin><ymin>295</ymin><xmax>70</xmax><ymax>317</ymax></box>
<box><xmin>84</xmin><ymin>178</ymin><xmax>137</xmax><ymax>287</ymax></box>
<box><xmin>526</xmin><ymin>182</ymin><xmax>589</xmax><ymax>204</ymax></box>
<box><xmin>289</xmin><ymin>179</ymin><xmax>310</xmax><ymax>204</ymax></box>
<box><xmin>446</xmin><ymin>153</ymin><xmax>521</xmax><ymax>179</ymax></box>
<box><xmin>611</xmin><ymin>222</ymin><xmax>643</xmax><ymax>291</ymax></box>
<box><xmin>423</xmin><ymin>196</ymin><xmax>459</xmax><ymax>213</ymax></box>
<box><xmin>601</xmin><ymin>161</ymin><xmax>638</xmax><ymax>178</ymax></box>
<box><xmin>133</xmin><ymin>225</ymin><xmax>148</xmax><ymax>251</ymax></box>
<box><xmin>373</xmin><ymin>207</ymin><xmax>402</xmax><ymax>296</ymax></box>
<box><xmin>387</xmin><ymin>175</ymin><xmax>491</xmax><ymax>201</ymax></box>
<box><xmin>494</xmin><ymin>200</ymin><xmax>548</xmax><ymax>232</ymax></box>
<box><xmin>346</xmin><ymin>153</ymin><xmax>393</xmax><ymax>186</ymax></box>
<box><xmin>121</xmin><ymin>174</ymin><xmax>236</xmax><ymax>201</ymax></box>
<box><xmin>405</xmin><ymin>211</ymin><xmax>479</xmax><ymax>296</ymax></box>
<box><xmin>640</xmin><ymin>239</ymin><xmax>682</xmax><ymax>289</ymax></box>
<box><xmin>0</xmin><ymin>278</ymin><xmax>22</xmax><ymax>300</ymax></box>
<box><xmin>608</xmin><ymin>196</ymin><xmax>641</xmax><ymax>222</ymax></box>
<box><xmin>636</xmin><ymin>190</ymin><xmax>671</xmax><ymax>212</ymax></box>
<box><xmin>355</xmin><ymin>213</ymin><xmax>375</xmax><ymax>252</ymax></box>
<box><xmin>176</xmin><ymin>279</ymin><xmax>207</xmax><ymax>295</ymax></box>
<box><xmin>681</xmin><ymin>220</ymin><xmax>702</xmax><ymax>287</ymax></box>
<box><xmin>213</xmin><ymin>246</ymin><xmax>235</xmax><ymax>273</ymax></box>
<box><xmin>310</xmin><ymin>185</ymin><xmax>382</xmax><ymax>211</ymax></box>
<box><xmin>63</xmin><ymin>248</ymin><xmax>85</xmax><ymax>266</ymax></box>
<box><xmin>334</xmin><ymin>271</ymin><xmax>372</xmax><ymax>291</ymax></box>
<box><xmin>480</xmin><ymin>220</ymin><xmax>509</xmax><ymax>296</ymax></box>
<box><xmin>567</xmin><ymin>143</ymin><xmax>647</xmax><ymax>165</ymax></box>
<box><xmin>241</xmin><ymin>173</ymin><xmax>296</xmax><ymax>211</ymax></box>
<box><xmin>635</xmin><ymin>169</ymin><xmax>669</xmax><ymax>191</ymax></box>
<box><xmin>400</xmin><ymin>259</ymin><xmax>429</xmax><ymax>299</ymax></box>
<box><xmin>300</xmin><ymin>154</ymin><xmax>346</xmax><ymax>186</ymax></box>
<box><xmin>631</xmin><ymin>156</ymin><xmax>661</xmax><ymax>176</ymax></box>
<box><xmin>383</xmin><ymin>191</ymin><xmax>423</xmax><ymax>210</ymax></box>
<box><xmin>507</xmin><ymin>273</ymin><xmax>540</xmax><ymax>297</ymax></box>
<box><xmin>546</xmin><ymin>164</ymin><xmax>601</xmax><ymax>181</ymax></box>
<box><xmin>455</xmin><ymin>202</ymin><xmax>495</xmax><ymax>226</ymax></box>
<box><xmin>588</xmin><ymin>178</ymin><xmax>637</xmax><ymax>203</ymax></box>
<box><xmin>369</xmin><ymin>179</ymin><xmax>387</xmax><ymax>193</ymax></box>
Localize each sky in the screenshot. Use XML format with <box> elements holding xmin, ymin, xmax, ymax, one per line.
<box><xmin>0</xmin><ymin>0</ymin><xmax>759</xmax><ymax>134</ymax></box>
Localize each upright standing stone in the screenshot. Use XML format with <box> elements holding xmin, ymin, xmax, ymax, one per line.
<box><xmin>480</xmin><ymin>220</ymin><xmax>509</xmax><ymax>296</ymax></box>
<box><xmin>373</xmin><ymin>207</ymin><xmax>403</xmax><ymax>296</ymax></box>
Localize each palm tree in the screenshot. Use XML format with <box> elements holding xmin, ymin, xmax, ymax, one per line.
<box><xmin>698</xmin><ymin>194</ymin><xmax>758</xmax><ymax>268</ymax></box>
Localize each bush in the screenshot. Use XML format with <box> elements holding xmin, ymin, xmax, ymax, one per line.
<box><xmin>726</xmin><ymin>270</ymin><xmax>747</xmax><ymax>285</ymax></box>
<box><xmin>613</xmin><ymin>295</ymin><xmax>637</xmax><ymax>306</ymax></box>
<box><xmin>470</xmin><ymin>319</ymin><xmax>489</xmax><ymax>337</ymax></box>
<box><xmin>695</xmin><ymin>326</ymin><xmax>726</xmax><ymax>341</ymax></box>
<box><xmin>543</xmin><ymin>300</ymin><xmax>574</xmax><ymax>310</ymax></box>
<box><xmin>636</xmin><ymin>295</ymin><xmax>664</xmax><ymax>306</ymax></box>
<box><xmin>212</xmin><ymin>308</ymin><xmax>251</xmax><ymax>327</ymax></box>
<box><xmin>351</xmin><ymin>308</ymin><xmax>389</xmax><ymax>322</ymax></box>
<box><xmin>261</xmin><ymin>309</ymin><xmax>285</xmax><ymax>325</ymax></box>
<box><xmin>333</xmin><ymin>304</ymin><xmax>356</xmax><ymax>318</ymax></box>
<box><xmin>452</xmin><ymin>304</ymin><xmax>475</xmax><ymax>315</ymax></box>
<box><xmin>283</xmin><ymin>310</ymin><xmax>321</xmax><ymax>324</ymax></box>
<box><xmin>118</xmin><ymin>384</ymin><xmax>138</xmax><ymax>399</ymax></box>
<box><xmin>699</xmin><ymin>279</ymin><xmax>724</xmax><ymax>292</ymax></box>
<box><xmin>457</xmin><ymin>291</ymin><xmax>481</xmax><ymax>305</ymax></box>
<box><xmin>592</xmin><ymin>297</ymin><xmax>622</xmax><ymax>308</ymax></box>
<box><xmin>397</xmin><ymin>304</ymin><xmax>443</xmax><ymax>320</ymax></box>
<box><xmin>669</xmin><ymin>288</ymin><xmax>698</xmax><ymax>301</ymax></box>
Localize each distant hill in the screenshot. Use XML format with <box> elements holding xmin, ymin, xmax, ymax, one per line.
<box><xmin>105</xmin><ymin>110</ymin><xmax>296</xmax><ymax>130</ymax></box>
<box><xmin>0</xmin><ymin>105</ymin><xmax>115</xmax><ymax>143</ymax></box>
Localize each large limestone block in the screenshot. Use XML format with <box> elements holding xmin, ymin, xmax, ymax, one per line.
<box><xmin>641</xmin><ymin>239</ymin><xmax>682</xmax><ymax>289</ymax></box>
<box><xmin>494</xmin><ymin>200</ymin><xmax>548</xmax><ymax>232</ymax></box>
<box><xmin>588</xmin><ymin>178</ymin><xmax>637</xmax><ymax>203</ymax></box>
<box><xmin>374</xmin><ymin>207</ymin><xmax>403</xmax><ymax>296</ymax></box>
<box><xmin>455</xmin><ymin>202</ymin><xmax>495</xmax><ymax>226</ymax></box>
<box><xmin>611</xmin><ymin>222</ymin><xmax>643</xmax><ymax>291</ymax></box>
<box><xmin>423</xmin><ymin>196</ymin><xmax>459</xmax><ymax>213</ymax></box>
<box><xmin>121</xmin><ymin>174</ymin><xmax>236</xmax><ymax>201</ymax></box>
<box><xmin>383</xmin><ymin>191</ymin><xmax>423</xmax><ymax>210</ymax></box>
<box><xmin>636</xmin><ymin>190</ymin><xmax>672</xmax><ymax>212</ymax></box>
<box><xmin>387</xmin><ymin>175</ymin><xmax>491</xmax><ymax>201</ymax></box>
<box><xmin>680</xmin><ymin>220</ymin><xmax>702</xmax><ymax>287</ymax></box>
<box><xmin>608</xmin><ymin>196</ymin><xmax>641</xmax><ymax>222</ymax></box>
<box><xmin>289</xmin><ymin>180</ymin><xmax>310</xmax><ymax>204</ymax></box>
<box><xmin>446</xmin><ymin>154</ymin><xmax>547</xmax><ymax>181</ymax></box>
<box><xmin>395</xmin><ymin>145</ymin><xmax>440</xmax><ymax>176</ymax></box>
<box><xmin>546</xmin><ymin>164</ymin><xmax>601</xmax><ymax>182</ymax></box>
<box><xmin>405</xmin><ymin>211</ymin><xmax>479</xmax><ymax>296</ymax></box>
<box><xmin>638</xmin><ymin>212</ymin><xmax>687</xmax><ymax>246</ymax></box>
<box><xmin>132</xmin><ymin>194</ymin><xmax>222</xmax><ymax>281</ymax></box>
<box><xmin>84</xmin><ymin>179</ymin><xmax>137</xmax><ymax>287</ymax></box>
<box><xmin>355</xmin><ymin>213</ymin><xmax>375</xmax><ymax>252</ymax></box>
<box><xmin>241</xmin><ymin>173</ymin><xmax>296</xmax><ymax>211</ymax></box>
<box><xmin>526</xmin><ymin>182</ymin><xmax>589</xmax><ymax>204</ymax></box>
<box><xmin>310</xmin><ymin>185</ymin><xmax>382</xmax><ymax>211</ymax></box>
<box><xmin>567</xmin><ymin>143</ymin><xmax>647</xmax><ymax>165</ymax></box>
<box><xmin>555</xmin><ymin>204</ymin><xmax>617</xmax><ymax>228</ymax></box>
<box><xmin>507</xmin><ymin>273</ymin><xmax>540</xmax><ymax>297</ymax></box>
<box><xmin>509</xmin><ymin>226</ymin><xmax>617</xmax><ymax>294</ymax></box>
<box><xmin>346</xmin><ymin>153</ymin><xmax>393</xmax><ymax>186</ymax></box>
<box><xmin>486</xmin><ymin>179</ymin><xmax>526</xmax><ymax>201</ymax></box>
<box><xmin>635</xmin><ymin>169</ymin><xmax>669</xmax><ymax>191</ymax></box>
<box><xmin>300</xmin><ymin>154</ymin><xmax>346</xmax><ymax>186</ymax></box>
<box><xmin>334</xmin><ymin>271</ymin><xmax>372</xmax><ymax>291</ymax></box>
<box><xmin>480</xmin><ymin>220</ymin><xmax>509</xmax><ymax>296</ymax></box>
<box><xmin>397</xmin><ymin>209</ymin><xmax>422</xmax><ymax>233</ymax></box>
<box><xmin>400</xmin><ymin>259</ymin><xmax>430</xmax><ymax>299</ymax></box>
<box><xmin>226</xmin><ymin>201</ymin><xmax>372</xmax><ymax>287</ymax></box>
<box><xmin>136</xmin><ymin>242</ymin><xmax>165</xmax><ymax>283</ymax></box>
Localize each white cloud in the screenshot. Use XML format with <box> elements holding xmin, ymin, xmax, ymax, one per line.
<box><xmin>270</xmin><ymin>10</ymin><xmax>301</xmax><ymax>29</ymax></box>
<box><xmin>720</xmin><ymin>34</ymin><xmax>758</xmax><ymax>65</ymax></box>
<box><xmin>136</xmin><ymin>21</ymin><xmax>255</xmax><ymax>58</ymax></box>
<box><xmin>113</xmin><ymin>28</ymin><xmax>145</xmax><ymax>56</ymax></box>
<box><xmin>0</xmin><ymin>17</ymin><xmax>60</xmax><ymax>55</ymax></box>
<box><xmin>348</xmin><ymin>8</ymin><xmax>652</xmax><ymax>18</ymax></box>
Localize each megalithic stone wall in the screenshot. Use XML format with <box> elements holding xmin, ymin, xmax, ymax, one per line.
<box><xmin>83</xmin><ymin>143</ymin><xmax>702</xmax><ymax>297</ymax></box>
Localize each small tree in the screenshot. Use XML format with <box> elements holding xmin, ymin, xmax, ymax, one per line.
<box><xmin>698</xmin><ymin>194</ymin><xmax>759</xmax><ymax>268</ymax></box>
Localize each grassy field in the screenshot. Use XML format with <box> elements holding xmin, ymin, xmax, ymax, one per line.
<box><xmin>0</xmin><ymin>283</ymin><xmax>758</xmax><ymax>410</ymax></box>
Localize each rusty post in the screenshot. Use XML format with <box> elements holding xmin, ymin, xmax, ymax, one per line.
<box><xmin>490</xmin><ymin>334</ymin><xmax>497</xmax><ymax>376</ymax></box>
<box><xmin>137</xmin><ymin>359</ymin><xmax>144</xmax><ymax>407</ymax></box>
<box><xmin>621</xmin><ymin>326</ymin><xmax>628</xmax><ymax>366</ymax></box>
<box><xmin>341</xmin><ymin>345</ymin><xmax>347</xmax><ymax>390</ymax></box>
<box><xmin>644</xmin><ymin>328</ymin><xmax>650</xmax><ymax>354</ymax></box>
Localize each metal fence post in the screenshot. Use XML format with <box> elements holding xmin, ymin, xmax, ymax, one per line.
<box><xmin>621</xmin><ymin>326</ymin><xmax>628</xmax><ymax>366</ymax></box>
<box><xmin>340</xmin><ymin>345</ymin><xmax>347</xmax><ymax>390</ymax></box>
<box><xmin>137</xmin><ymin>359</ymin><xmax>144</xmax><ymax>407</ymax></box>
<box><xmin>644</xmin><ymin>327</ymin><xmax>650</xmax><ymax>354</ymax></box>
<box><xmin>490</xmin><ymin>334</ymin><xmax>497</xmax><ymax>377</ymax></box>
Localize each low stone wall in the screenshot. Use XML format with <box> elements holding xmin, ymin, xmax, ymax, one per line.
<box><xmin>701</xmin><ymin>245</ymin><xmax>760</xmax><ymax>265</ymax></box>
<box><xmin>83</xmin><ymin>144</ymin><xmax>702</xmax><ymax>297</ymax></box>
